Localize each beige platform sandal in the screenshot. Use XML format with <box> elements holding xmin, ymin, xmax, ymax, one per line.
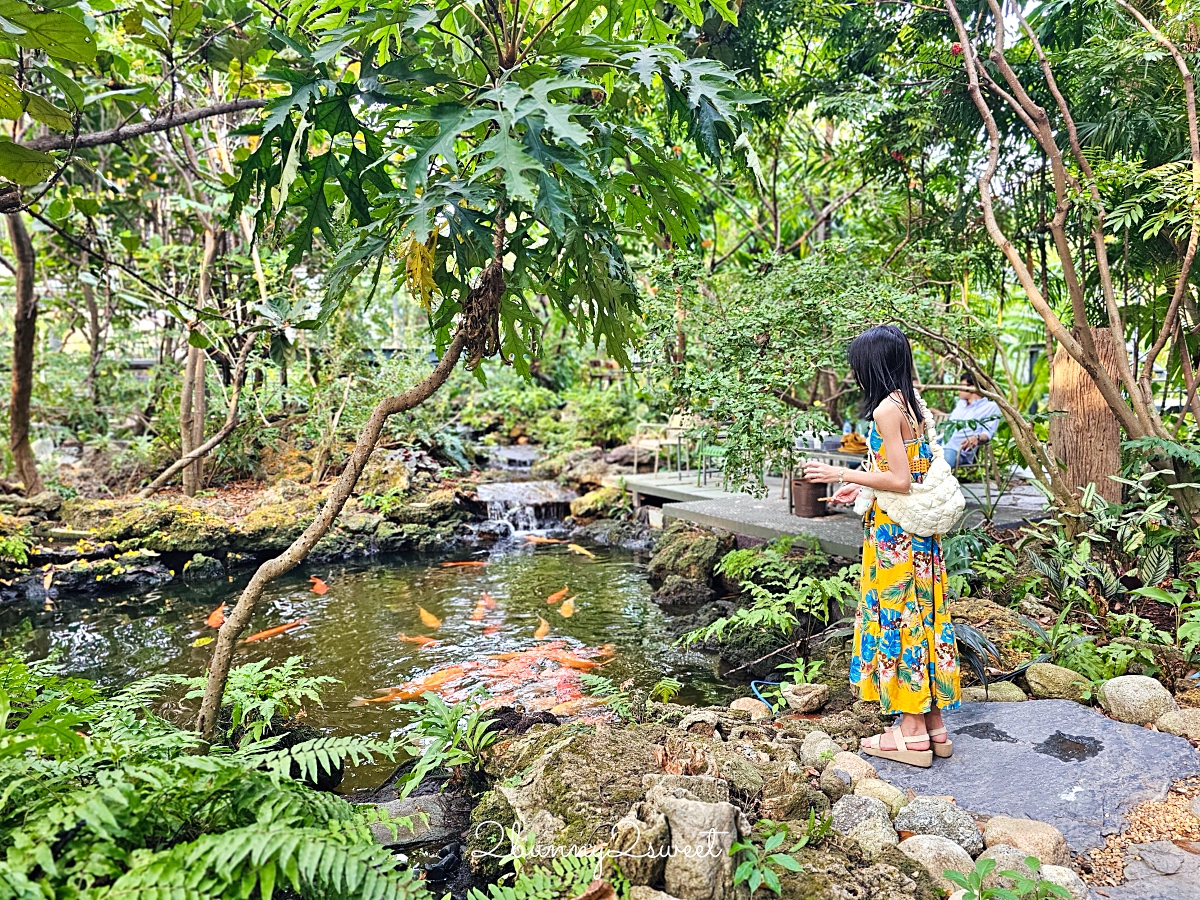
<box><xmin>929</xmin><ymin>726</ymin><xmax>953</xmax><ymax>758</ymax></box>
<box><xmin>860</xmin><ymin>725</ymin><xmax>934</xmax><ymax>768</ymax></box>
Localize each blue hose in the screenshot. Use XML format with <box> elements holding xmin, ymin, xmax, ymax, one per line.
<box><xmin>750</xmin><ymin>680</ymin><xmax>782</xmax><ymax>710</ymax></box>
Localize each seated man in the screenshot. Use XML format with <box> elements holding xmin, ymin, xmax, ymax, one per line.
<box><xmin>942</xmin><ymin>373</ymin><xmax>1001</xmax><ymax>468</ymax></box>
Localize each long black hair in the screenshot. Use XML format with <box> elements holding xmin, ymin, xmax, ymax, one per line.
<box><xmin>848</xmin><ymin>324</ymin><xmax>924</xmax><ymax>425</ymax></box>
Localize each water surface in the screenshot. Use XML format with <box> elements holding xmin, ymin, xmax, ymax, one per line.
<box><xmin>4</xmin><ymin>541</ymin><xmax>729</xmax><ymax>789</ymax></box>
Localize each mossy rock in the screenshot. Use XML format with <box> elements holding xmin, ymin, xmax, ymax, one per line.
<box><xmin>647</xmin><ymin>521</ymin><xmax>734</xmax><ymax>586</ymax></box>
<box><xmin>466</xmin><ymin>788</ymin><xmax>518</xmax><ymax>880</ymax></box>
<box><xmin>63</xmin><ymin>498</ymin><xmax>230</xmax><ymax>554</ymax></box>
<box><xmin>236</xmin><ymin>497</ymin><xmax>320</xmax><ymax>552</ymax></box>
<box><xmin>43</xmin><ymin>550</ymin><xmax>174</xmax><ymax>593</ymax></box>
<box><xmin>182</xmin><ymin>553</ymin><xmax>224</xmax><ymax>581</ymax></box>
<box><xmin>358</xmin><ymin>449</ymin><xmax>412</xmax><ymax>495</ymax></box>
<box><xmin>773</xmin><ymin>842</ymin><xmax>941</xmax><ymax>900</ymax></box>
<box><xmin>569</xmin><ymin>486</ymin><xmax>626</xmax><ymax>520</ymax></box>
<box><xmin>381</xmin><ymin>488</ymin><xmax>461</xmax><ymax>526</ymax></box>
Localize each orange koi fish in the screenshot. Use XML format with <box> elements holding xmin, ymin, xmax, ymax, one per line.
<box><xmin>559</xmin><ymin>597</ymin><xmax>576</xmax><ymax>618</ymax></box>
<box><xmin>566</xmin><ymin>544</ymin><xmax>596</xmax><ymax>559</ymax></box>
<box><xmin>546</xmin><ymin>585</ymin><xmax>570</xmax><ymax>605</ymax></box>
<box><xmin>243</xmin><ymin>618</ymin><xmax>308</xmax><ymax>643</ymax></box>
<box><xmin>347</xmin><ymin>665</ymin><xmax>467</xmax><ymax>707</ymax></box>
<box><xmin>534</xmin><ymin>616</ymin><xmax>550</xmax><ymax>639</ymax></box>
<box><xmin>482</xmin><ymin>624</ymin><xmax>502</xmax><ymax>635</ymax></box>
<box><xmin>397</xmin><ymin>633</ymin><xmax>439</xmax><ymax>647</ymax></box>
<box><xmin>471</xmin><ymin>600</ymin><xmax>488</xmax><ymax>622</ymax></box>
<box><xmin>418</xmin><ymin>606</ymin><xmax>442</xmax><ymax>628</ymax></box>
<box><xmin>309</xmin><ymin>576</ymin><xmax>329</xmax><ymax>595</ymax></box>
<box><xmin>481</xmin><ymin>592</ymin><xmax>497</xmax><ymax>610</ymax></box>
<box><xmin>205</xmin><ymin>603</ymin><xmax>226</xmax><ymax>628</ymax></box>
<box><xmin>547</xmin><ymin>649</ymin><xmax>605</xmax><ymax>671</ymax></box>
<box><xmin>441</xmin><ymin>560</ymin><xmax>487</xmax><ymax>568</ymax></box>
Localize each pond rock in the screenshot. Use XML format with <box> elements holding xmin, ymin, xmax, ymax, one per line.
<box><xmin>728</xmin><ymin>697</ymin><xmax>771</xmax><ymax>721</ymax></box>
<box><xmin>800</xmin><ymin>730</ymin><xmax>842</xmax><ymax>771</ymax></box>
<box><xmin>846</xmin><ymin>817</ymin><xmax>900</xmax><ymax>860</ymax></box>
<box><xmin>894</xmin><ymin>797</ymin><xmax>983</xmax><ymax>857</ymax></box>
<box><xmin>978</xmin><ymin>844</ymin><xmax>1036</xmax><ymax>889</ymax></box>
<box><xmin>646</xmin><ymin>522</ymin><xmax>734</xmax><ymax>606</ymax></box>
<box><xmin>182</xmin><ymin>552</ymin><xmax>223</xmax><ymax>581</ymax></box>
<box><xmin>608</xmin><ymin>800</ymin><xmax>670</xmax><ymax>886</ymax></box>
<box><xmin>657</xmin><ymin>791</ymin><xmax>749</xmax><ymax>900</ymax></box>
<box><xmin>1157</xmin><ymin>707</ymin><xmax>1200</xmax><ymax>740</ymax></box>
<box><xmin>1025</xmin><ymin>663</ymin><xmax>1088</xmax><ymax>702</ymax></box>
<box><xmin>982</xmin><ymin>815</ymin><xmax>1069</xmax><ymax>866</ymax></box>
<box><xmin>781</xmin><ymin>682</ymin><xmax>829</xmax><ymax>713</ymax></box>
<box><xmin>831</xmin><ymin>794</ymin><xmax>891</xmax><ymax>834</ymax></box>
<box><xmin>854</xmin><ymin>778</ymin><xmax>909</xmax><ymax>817</ymax></box>
<box><xmin>961</xmin><ymin>681</ymin><xmax>1027</xmax><ymax>703</ymax></box>
<box><xmin>569</xmin><ymin>487</ymin><xmax>625</xmax><ymax>520</ymax></box>
<box><xmin>1099</xmin><ymin>675</ymin><xmax>1178</xmax><ymax>725</ymax></box>
<box><xmin>898</xmin><ymin>835</ymin><xmax>975</xmax><ymax>892</ymax></box>
<box><xmin>370</xmin><ymin>795</ymin><xmax>458</xmax><ymax>847</ymax></box>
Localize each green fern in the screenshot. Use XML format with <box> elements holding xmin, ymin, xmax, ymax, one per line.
<box><xmin>0</xmin><ymin>657</ymin><xmax>424</xmax><ymax>900</ymax></box>
<box><xmin>468</xmin><ymin>852</ymin><xmax>601</xmax><ymax>900</ymax></box>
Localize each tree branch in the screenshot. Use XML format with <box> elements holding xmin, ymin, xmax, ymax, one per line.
<box><xmin>24</xmin><ymin>98</ymin><xmax>267</xmax><ymax>152</ymax></box>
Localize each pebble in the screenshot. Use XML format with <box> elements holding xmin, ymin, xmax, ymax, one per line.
<box><xmin>982</xmin><ymin>815</ymin><xmax>1070</xmax><ymax>866</ymax></box>
<box><xmin>894</xmin><ymin>796</ymin><xmax>984</xmax><ymax>857</ymax></box>
<box><xmin>1084</xmin><ymin>775</ymin><xmax>1200</xmax><ymax>887</ymax></box>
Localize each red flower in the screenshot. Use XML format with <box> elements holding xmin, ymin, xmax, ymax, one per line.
<box><xmin>951</xmin><ymin>42</ymin><xmax>963</xmax><ymax>56</ymax></box>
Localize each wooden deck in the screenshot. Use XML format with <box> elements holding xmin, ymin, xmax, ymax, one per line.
<box><xmin>603</xmin><ymin>470</ymin><xmax>1047</xmax><ymax>558</ymax></box>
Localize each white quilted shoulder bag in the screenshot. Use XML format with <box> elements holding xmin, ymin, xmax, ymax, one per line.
<box><xmin>851</xmin><ymin>396</ymin><xmax>966</xmax><ymax>537</ymax></box>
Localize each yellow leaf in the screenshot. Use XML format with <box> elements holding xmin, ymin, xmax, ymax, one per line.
<box><xmin>399</xmin><ymin>232</ymin><xmax>439</xmax><ymax>311</ymax></box>
<box><xmin>42</xmin><ymin>569</ymin><xmax>53</xmax><ymax>590</ymax></box>
<box><xmin>192</xmin><ymin>636</ymin><xmax>214</xmax><ymax>647</ymax></box>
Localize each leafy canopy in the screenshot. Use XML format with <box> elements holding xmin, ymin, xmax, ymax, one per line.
<box><xmin>232</xmin><ymin>0</ymin><xmax>760</xmax><ymax>369</ymax></box>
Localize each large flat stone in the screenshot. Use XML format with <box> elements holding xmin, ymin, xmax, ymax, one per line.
<box><xmin>1094</xmin><ymin>840</ymin><xmax>1200</xmax><ymax>900</ymax></box>
<box><xmin>866</xmin><ymin>700</ymin><xmax>1200</xmax><ymax>853</ymax></box>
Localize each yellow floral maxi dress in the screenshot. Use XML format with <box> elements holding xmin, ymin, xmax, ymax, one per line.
<box><xmin>850</xmin><ymin>419</ymin><xmax>962</xmax><ymax>715</ymax></box>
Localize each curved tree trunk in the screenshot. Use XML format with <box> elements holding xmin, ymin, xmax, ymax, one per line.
<box><xmin>194</xmin><ymin>330</ymin><xmax>468</xmax><ymax>739</ymax></box>
<box><xmin>1049</xmin><ymin>327</ymin><xmax>1124</xmax><ymax>503</ymax></box>
<box><xmin>6</xmin><ymin>214</ymin><xmax>43</xmax><ymax>496</ymax></box>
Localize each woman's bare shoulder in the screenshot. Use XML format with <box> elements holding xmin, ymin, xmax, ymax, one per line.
<box><xmin>872</xmin><ymin>399</ymin><xmax>903</xmax><ymax>424</ymax></box>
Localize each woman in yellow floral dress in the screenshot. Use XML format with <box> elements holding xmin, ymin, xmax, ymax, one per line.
<box><xmin>803</xmin><ymin>325</ymin><xmax>961</xmax><ymax>767</ymax></box>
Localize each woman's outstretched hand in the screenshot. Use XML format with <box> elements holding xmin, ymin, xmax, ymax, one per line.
<box><xmin>829</xmin><ymin>483</ymin><xmax>861</xmax><ymax>505</ymax></box>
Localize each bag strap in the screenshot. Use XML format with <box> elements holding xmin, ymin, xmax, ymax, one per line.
<box><xmin>915</xmin><ymin>395</ymin><xmax>946</xmax><ymax>463</ymax></box>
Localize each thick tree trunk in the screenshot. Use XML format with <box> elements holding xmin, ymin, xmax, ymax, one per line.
<box><xmin>6</xmin><ymin>214</ymin><xmax>42</xmax><ymax>495</ymax></box>
<box><xmin>1049</xmin><ymin>326</ymin><xmax>1125</xmax><ymax>503</ymax></box>
<box><xmin>194</xmin><ymin>331</ymin><xmax>468</xmax><ymax>739</ymax></box>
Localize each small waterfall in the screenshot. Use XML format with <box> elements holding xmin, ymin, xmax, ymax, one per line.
<box><xmin>487</xmin><ymin>445</ymin><xmax>538</xmax><ymax>472</ymax></box>
<box><xmin>486</xmin><ymin>500</ymin><xmax>541</xmax><ymax>532</ymax></box>
<box><xmin>476</xmin><ymin>480</ymin><xmax>577</xmax><ymax>534</ymax></box>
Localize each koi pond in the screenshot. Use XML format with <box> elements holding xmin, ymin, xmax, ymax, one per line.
<box><xmin>3</xmin><ymin>539</ymin><xmax>732</xmax><ymax>790</ymax></box>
